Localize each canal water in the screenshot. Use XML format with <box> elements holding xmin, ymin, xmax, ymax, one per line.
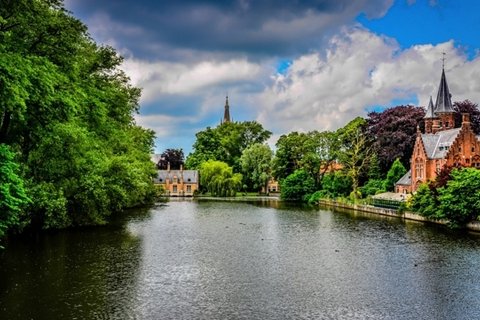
<box><xmin>1</xmin><ymin>200</ymin><xmax>480</xmax><ymax>319</ymax></box>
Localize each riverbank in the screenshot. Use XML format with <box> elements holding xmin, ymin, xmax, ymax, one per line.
<box><xmin>318</xmin><ymin>199</ymin><xmax>480</xmax><ymax>232</ymax></box>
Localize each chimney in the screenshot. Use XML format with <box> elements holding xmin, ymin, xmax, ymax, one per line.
<box><xmin>167</xmin><ymin>162</ymin><xmax>170</xmax><ymax>172</ymax></box>
<box><xmin>180</xmin><ymin>164</ymin><xmax>183</xmax><ymax>171</ymax></box>
<box><xmin>462</xmin><ymin>113</ymin><xmax>470</xmax><ymax>125</ymax></box>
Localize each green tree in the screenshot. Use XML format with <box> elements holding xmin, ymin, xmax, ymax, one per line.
<box><xmin>186</xmin><ymin>121</ymin><xmax>271</xmax><ymax>171</ymax></box>
<box><xmin>337</xmin><ymin>118</ymin><xmax>373</xmax><ymax>199</ymax></box>
<box><xmin>301</xmin><ymin>131</ymin><xmax>339</xmax><ymax>187</ymax></box>
<box><xmin>272</xmin><ymin>132</ymin><xmax>310</xmax><ymax>181</ymax></box>
<box><xmin>320</xmin><ymin>171</ymin><xmax>353</xmax><ymax>198</ymax></box>
<box><xmin>438</xmin><ymin>168</ymin><xmax>480</xmax><ymax>226</ymax></box>
<box><xmin>409</xmin><ymin>183</ymin><xmax>439</xmax><ymax>219</ymax></box>
<box><xmin>280</xmin><ymin>169</ymin><xmax>315</xmax><ymax>201</ymax></box>
<box><xmin>200</xmin><ymin>160</ymin><xmax>243</xmax><ymax>197</ymax></box>
<box><xmin>0</xmin><ymin>145</ymin><xmax>30</xmax><ymax>242</ymax></box>
<box><xmin>0</xmin><ymin>0</ymin><xmax>157</xmax><ymax>231</ymax></box>
<box><xmin>383</xmin><ymin>158</ymin><xmax>407</xmax><ymax>192</ymax></box>
<box><xmin>240</xmin><ymin>143</ymin><xmax>273</xmax><ymax>192</ymax></box>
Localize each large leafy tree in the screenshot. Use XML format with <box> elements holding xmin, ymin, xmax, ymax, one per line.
<box><xmin>240</xmin><ymin>143</ymin><xmax>273</xmax><ymax>192</ymax></box>
<box><xmin>200</xmin><ymin>160</ymin><xmax>242</xmax><ymax>197</ymax></box>
<box><xmin>453</xmin><ymin>100</ymin><xmax>480</xmax><ymax>134</ymax></box>
<box><xmin>366</xmin><ymin>105</ymin><xmax>425</xmax><ymax>172</ymax></box>
<box><xmin>186</xmin><ymin>121</ymin><xmax>271</xmax><ymax>171</ymax></box>
<box><xmin>337</xmin><ymin>117</ymin><xmax>373</xmax><ymax>199</ymax></box>
<box><xmin>271</xmin><ymin>132</ymin><xmax>310</xmax><ymax>181</ymax></box>
<box><xmin>157</xmin><ymin>148</ymin><xmax>184</xmax><ymax>170</ymax></box>
<box><xmin>0</xmin><ymin>0</ymin><xmax>156</xmax><ymax>233</ymax></box>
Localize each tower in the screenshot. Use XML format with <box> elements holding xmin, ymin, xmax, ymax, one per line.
<box><xmin>432</xmin><ymin>56</ymin><xmax>455</xmax><ymax>133</ymax></box>
<box><xmin>222</xmin><ymin>95</ymin><xmax>231</xmax><ymax>124</ymax></box>
<box><xmin>424</xmin><ymin>96</ymin><xmax>435</xmax><ymax>134</ymax></box>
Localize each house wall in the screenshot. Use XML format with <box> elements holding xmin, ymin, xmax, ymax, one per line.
<box><xmin>409</xmin><ymin>118</ymin><xmax>480</xmax><ymax>192</ymax></box>
<box><xmin>156</xmin><ymin>171</ymin><xmax>199</xmax><ymax>197</ymax></box>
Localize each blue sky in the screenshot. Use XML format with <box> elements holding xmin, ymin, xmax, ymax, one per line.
<box><xmin>65</xmin><ymin>0</ymin><xmax>480</xmax><ymax>155</ymax></box>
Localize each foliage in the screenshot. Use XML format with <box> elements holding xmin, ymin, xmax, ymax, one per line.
<box><xmin>360</xmin><ymin>179</ymin><xmax>385</xmax><ymax>198</ymax></box>
<box><xmin>280</xmin><ymin>170</ymin><xmax>315</xmax><ymax>201</ymax></box>
<box><xmin>186</xmin><ymin>121</ymin><xmax>271</xmax><ymax>171</ymax></box>
<box><xmin>367</xmin><ymin>153</ymin><xmax>383</xmax><ymax>180</ymax></box>
<box><xmin>0</xmin><ymin>145</ymin><xmax>30</xmax><ymax>241</ymax></box>
<box><xmin>383</xmin><ymin>158</ymin><xmax>407</xmax><ymax>192</ymax></box>
<box><xmin>366</xmin><ymin>105</ymin><xmax>425</xmax><ymax>172</ymax></box>
<box><xmin>320</xmin><ymin>171</ymin><xmax>353</xmax><ymax>198</ymax></box>
<box><xmin>337</xmin><ymin>117</ymin><xmax>372</xmax><ymax>199</ymax></box>
<box><xmin>0</xmin><ymin>0</ymin><xmax>156</xmax><ymax>232</ymax></box>
<box><xmin>272</xmin><ymin>132</ymin><xmax>310</xmax><ymax>181</ymax></box>
<box><xmin>411</xmin><ymin>168</ymin><xmax>480</xmax><ymax>227</ymax></box>
<box><xmin>437</xmin><ymin>168</ymin><xmax>480</xmax><ymax>226</ymax></box>
<box><xmin>453</xmin><ymin>100</ymin><xmax>480</xmax><ymax>134</ymax></box>
<box><xmin>200</xmin><ymin>160</ymin><xmax>243</xmax><ymax>197</ymax></box>
<box><xmin>157</xmin><ymin>148</ymin><xmax>184</xmax><ymax>170</ymax></box>
<box><xmin>240</xmin><ymin>143</ymin><xmax>273</xmax><ymax>192</ymax></box>
<box><xmin>272</xmin><ymin>130</ymin><xmax>339</xmax><ymax>186</ymax></box>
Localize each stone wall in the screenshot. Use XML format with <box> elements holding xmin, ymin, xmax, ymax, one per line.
<box><xmin>318</xmin><ymin>199</ymin><xmax>480</xmax><ymax>232</ymax></box>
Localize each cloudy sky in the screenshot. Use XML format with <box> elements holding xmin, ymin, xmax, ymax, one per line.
<box><xmin>65</xmin><ymin>0</ymin><xmax>480</xmax><ymax>154</ymax></box>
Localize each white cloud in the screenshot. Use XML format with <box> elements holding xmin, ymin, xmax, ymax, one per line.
<box><xmin>256</xmin><ymin>27</ymin><xmax>480</xmax><ymax>136</ymax></box>
<box><xmin>122</xmin><ymin>58</ymin><xmax>270</xmax><ymax>105</ymax></box>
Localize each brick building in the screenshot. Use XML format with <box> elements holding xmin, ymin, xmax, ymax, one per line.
<box><xmin>153</xmin><ymin>162</ymin><xmax>199</xmax><ymax>197</ymax></box>
<box><xmin>395</xmin><ymin>68</ymin><xmax>480</xmax><ymax>193</ymax></box>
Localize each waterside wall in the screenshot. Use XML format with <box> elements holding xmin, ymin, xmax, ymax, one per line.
<box><xmin>318</xmin><ymin>199</ymin><xmax>480</xmax><ymax>232</ymax></box>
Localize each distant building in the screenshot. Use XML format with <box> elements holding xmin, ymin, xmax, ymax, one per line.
<box><xmin>151</xmin><ymin>155</ymin><xmax>199</xmax><ymax>197</ymax></box>
<box><xmin>221</xmin><ymin>95</ymin><xmax>231</xmax><ymax>124</ymax></box>
<box><xmin>395</xmin><ymin>67</ymin><xmax>480</xmax><ymax>193</ymax></box>
<box><xmin>262</xmin><ymin>178</ymin><xmax>280</xmax><ymax>194</ymax></box>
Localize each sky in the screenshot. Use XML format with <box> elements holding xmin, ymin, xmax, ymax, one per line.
<box><xmin>64</xmin><ymin>0</ymin><xmax>480</xmax><ymax>155</ymax></box>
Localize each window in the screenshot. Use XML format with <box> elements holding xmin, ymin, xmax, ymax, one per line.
<box><xmin>173</xmin><ymin>185</ymin><xmax>177</xmax><ymax>193</ymax></box>
<box><xmin>445</xmin><ymin>121</ymin><xmax>449</xmax><ymax>128</ymax></box>
<box><xmin>458</xmin><ymin>147</ymin><xmax>462</xmax><ymax>152</ymax></box>
<box><xmin>472</xmin><ymin>147</ymin><xmax>475</xmax><ymax>152</ymax></box>
<box><xmin>187</xmin><ymin>185</ymin><xmax>191</xmax><ymax>193</ymax></box>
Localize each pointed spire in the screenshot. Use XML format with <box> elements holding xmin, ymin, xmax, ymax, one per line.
<box><xmin>434</xmin><ymin>67</ymin><xmax>453</xmax><ymax>114</ymax></box>
<box><xmin>223</xmin><ymin>95</ymin><xmax>231</xmax><ymax>123</ymax></box>
<box><xmin>424</xmin><ymin>96</ymin><xmax>436</xmax><ymax>119</ymax></box>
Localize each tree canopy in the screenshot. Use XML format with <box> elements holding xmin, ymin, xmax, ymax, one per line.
<box><xmin>366</xmin><ymin>105</ymin><xmax>425</xmax><ymax>171</ymax></box>
<box><xmin>186</xmin><ymin>121</ymin><xmax>271</xmax><ymax>171</ymax></box>
<box><xmin>240</xmin><ymin>143</ymin><xmax>273</xmax><ymax>192</ymax></box>
<box><xmin>200</xmin><ymin>160</ymin><xmax>242</xmax><ymax>197</ymax></box>
<box><xmin>157</xmin><ymin>148</ymin><xmax>184</xmax><ymax>170</ymax></box>
<box><xmin>0</xmin><ymin>0</ymin><xmax>156</xmax><ymax>236</ymax></box>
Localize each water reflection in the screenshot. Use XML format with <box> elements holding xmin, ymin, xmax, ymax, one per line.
<box><xmin>1</xmin><ymin>200</ymin><xmax>480</xmax><ymax>319</ymax></box>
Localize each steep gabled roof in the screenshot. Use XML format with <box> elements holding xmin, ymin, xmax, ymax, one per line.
<box><xmin>421</xmin><ymin>128</ymin><xmax>461</xmax><ymax>159</ymax></box>
<box><xmin>434</xmin><ymin>69</ymin><xmax>454</xmax><ymax>114</ymax></box>
<box><xmin>396</xmin><ymin>169</ymin><xmax>411</xmax><ymax>186</ymax></box>
<box><xmin>424</xmin><ymin>96</ymin><xmax>436</xmax><ymax>119</ymax></box>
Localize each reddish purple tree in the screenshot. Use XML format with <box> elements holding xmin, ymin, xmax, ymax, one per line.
<box><xmin>453</xmin><ymin>100</ymin><xmax>480</xmax><ymax>134</ymax></box>
<box><xmin>157</xmin><ymin>148</ymin><xmax>185</xmax><ymax>170</ymax></box>
<box><xmin>367</xmin><ymin>105</ymin><xmax>425</xmax><ymax>172</ymax></box>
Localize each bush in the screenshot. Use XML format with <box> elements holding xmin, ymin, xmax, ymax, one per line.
<box><xmin>280</xmin><ymin>170</ymin><xmax>315</xmax><ymax>201</ymax></box>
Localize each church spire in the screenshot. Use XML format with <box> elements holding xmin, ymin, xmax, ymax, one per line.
<box><xmin>424</xmin><ymin>96</ymin><xmax>435</xmax><ymax>119</ymax></box>
<box><xmin>223</xmin><ymin>95</ymin><xmax>231</xmax><ymax>123</ymax></box>
<box><xmin>434</xmin><ymin>66</ymin><xmax>453</xmax><ymax>114</ymax></box>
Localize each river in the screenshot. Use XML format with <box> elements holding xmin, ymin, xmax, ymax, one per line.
<box><xmin>1</xmin><ymin>199</ymin><xmax>480</xmax><ymax>319</ymax></box>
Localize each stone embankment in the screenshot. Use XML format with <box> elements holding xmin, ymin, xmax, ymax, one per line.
<box><xmin>318</xmin><ymin>199</ymin><xmax>480</xmax><ymax>232</ymax></box>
